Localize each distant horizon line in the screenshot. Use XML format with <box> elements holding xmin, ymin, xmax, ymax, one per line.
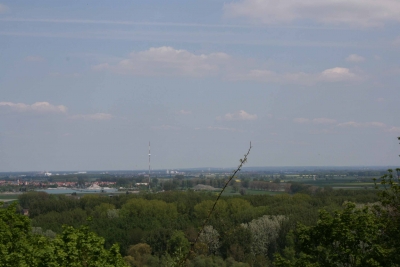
<box><xmin>0</xmin><ymin>165</ymin><xmax>397</xmax><ymax>174</ymax></box>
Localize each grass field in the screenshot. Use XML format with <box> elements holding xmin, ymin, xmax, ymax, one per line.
<box><xmin>0</xmin><ymin>194</ymin><xmax>20</xmax><ymax>204</ymax></box>
<box><xmin>291</xmin><ymin>178</ymin><xmax>380</xmax><ymax>189</ymax></box>
<box><xmin>220</xmin><ymin>186</ymin><xmax>286</xmax><ymax>196</ymax></box>
<box><xmin>243</xmin><ymin>189</ymin><xmax>285</xmax><ymax>195</ymax></box>
<box><xmin>0</xmin><ymin>194</ymin><xmax>21</xmax><ymax>199</ymax></box>
<box><xmin>0</xmin><ymin>199</ymin><xmax>17</xmax><ymax>202</ymax></box>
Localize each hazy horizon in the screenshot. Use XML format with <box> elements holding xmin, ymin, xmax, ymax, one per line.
<box><xmin>0</xmin><ymin>165</ymin><xmax>396</xmax><ymax>174</ymax></box>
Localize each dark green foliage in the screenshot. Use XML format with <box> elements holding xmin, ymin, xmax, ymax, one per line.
<box><xmin>220</xmin><ymin>226</ymin><xmax>252</xmax><ymax>262</ymax></box>
<box><xmin>124</xmin><ymin>243</ymin><xmax>154</xmax><ymax>267</ymax></box>
<box><xmin>18</xmin><ymin>191</ymin><xmax>79</xmax><ymax>217</ymax></box>
<box><xmin>188</xmin><ymin>255</ymin><xmax>251</xmax><ymax>267</ymax></box>
<box><xmin>275</xmin><ymin>138</ymin><xmax>400</xmax><ymax>267</ymax></box>
<box><xmin>276</xmin><ymin>167</ymin><xmax>400</xmax><ymax>267</ymax></box>
<box><xmin>145</xmin><ymin>228</ymin><xmax>174</xmax><ymax>257</ymax></box>
<box><xmin>374</xmin><ymin>167</ymin><xmax>400</xmax><ymax>264</ymax></box>
<box><xmin>288</xmin><ymin>182</ymin><xmax>310</xmax><ymax>194</ymax></box>
<box><xmin>32</xmin><ymin>208</ymin><xmax>87</xmax><ymax>233</ymax></box>
<box><xmin>0</xmin><ymin>203</ymin><xmax>44</xmax><ymax>267</ymax></box>
<box><xmin>0</xmin><ymin>203</ymin><xmax>127</xmax><ymax>267</ymax></box>
<box><xmin>168</xmin><ymin>230</ymin><xmax>191</xmax><ymax>256</ymax></box>
<box><xmin>120</xmin><ymin>198</ymin><xmax>178</xmax><ymax>230</ymax></box>
<box><xmin>275</xmin><ymin>203</ymin><xmax>389</xmax><ymax>267</ymax></box>
<box><xmin>48</xmin><ymin>225</ymin><xmax>127</xmax><ymax>267</ymax></box>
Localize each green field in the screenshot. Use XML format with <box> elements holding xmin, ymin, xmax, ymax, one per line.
<box><xmin>0</xmin><ymin>194</ymin><xmax>20</xmax><ymax>204</ymax></box>
<box><xmin>221</xmin><ymin>191</ymin><xmax>283</xmax><ymax>196</ymax></box>
<box><xmin>0</xmin><ymin>194</ymin><xmax>21</xmax><ymax>199</ymax></box>
<box><xmin>219</xmin><ymin>186</ymin><xmax>286</xmax><ymax>196</ymax></box>
<box><xmin>290</xmin><ymin>178</ymin><xmax>380</xmax><ymax>190</ymax></box>
<box><xmin>0</xmin><ymin>199</ymin><xmax>17</xmax><ymax>203</ymax></box>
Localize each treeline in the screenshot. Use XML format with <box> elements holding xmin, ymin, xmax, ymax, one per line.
<box><xmin>15</xmin><ymin>187</ymin><xmax>380</xmax><ymax>266</ymax></box>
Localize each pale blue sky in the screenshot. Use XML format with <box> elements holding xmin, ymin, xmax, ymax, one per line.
<box><xmin>1</xmin><ymin>0</ymin><xmax>399</xmax><ymax>171</ymax></box>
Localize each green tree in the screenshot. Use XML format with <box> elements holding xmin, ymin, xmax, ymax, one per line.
<box><xmin>198</xmin><ymin>225</ymin><xmax>220</xmax><ymax>255</ymax></box>
<box><xmin>227</xmin><ymin>198</ymin><xmax>252</xmax><ymax>223</ymax></box>
<box><xmin>124</xmin><ymin>243</ymin><xmax>154</xmax><ymax>267</ymax></box>
<box><xmin>120</xmin><ymin>198</ymin><xmax>178</xmax><ymax>230</ymax></box>
<box><xmin>275</xmin><ymin>203</ymin><xmax>390</xmax><ymax>267</ymax></box>
<box><xmin>241</xmin><ymin>179</ymin><xmax>250</xmax><ymax>188</ymax></box>
<box><xmin>163</xmin><ymin>181</ymin><xmax>178</xmax><ymax>191</ymax></box>
<box><xmin>0</xmin><ymin>203</ymin><xmax>47</xmax><ymax>267</ymax></box>
<box><xmin>242</xmin><ymin>215</ymin><xmax>286</xmax><ymax>259</ymax></box>
<box><xmin>93</xmin><ymin>203</ymin><xmax>117</xmax><ymax>218</ymax></box>
<box><xmin>49</xmin><ymin>224</ymin><xmax>127</xmax><ymax>267</ymax></box>
<box><xmin>194</xmin><ymin>200</ymin><xmax>228</xmax><ymax>222</ymax></box>
<box><xmin>232</xmin><ymin>182</ymin><xmax>240</xmax><ymax>193</ymax></box>
<box><xmin>168</xmin><ymin>230</ymin><xmax>190</xmax><ymax>256</ymax></box>
<box><xmin>0</xmin><ymin>203</ymin><xmax>128</xmax><ymax>267</ymax></box>
<box><xmin>189</xmin><ymin>255</ymin><xmax>229</xmax><ymax>267</ymax></box>
<box><xmin>221</xmin><ymin>226</ymin><xmax>252</xmax><ymax>262</ymax></box>
<box><xmin>275</xmin><ymin>136</ymin><xmax>400</xmax><ymax>267</ymax></box>
<box><xmin>373</xmin><ymin>166</ymin><xmax>400</xmax><ymax>264</ymax></box>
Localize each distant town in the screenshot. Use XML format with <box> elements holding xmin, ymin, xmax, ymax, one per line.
<box><xmin>0</xmin><ymin>166</ymin><xmax>392</xmax><ymax>196</ymax></box>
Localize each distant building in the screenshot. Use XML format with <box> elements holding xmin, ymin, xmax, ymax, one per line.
<box><xmin>87</xmin><ymin>184</ymin><xmax>101</xmax><ymax>190</ymax></box>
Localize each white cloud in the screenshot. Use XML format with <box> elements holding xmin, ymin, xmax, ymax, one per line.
<box><xmin>239</xmin><ymin>67</ymin><xmax>358</xmax><ymax>84</ymax></box>
<box><xmin>0</xmin><ymin>102</ymin><xmax>67</xmax><ymax>114</ymax></box>
<box><xmin>25</xmin><ymin>56</ymin><xmax>45</xmax><ymax>62</ymax></box>
<box><xmin>49</xmin><ymin>72</ymin><xmax>81</xmax><ymax>78</ymax></box>
<box><xmin>293</xmin><ymin>118</ymin><xmax>310</xmax><ymax>123</ymax></box>
<box><xmin>152</xmin><ymin>125</ymin><xmax>180</xmax><ymax>130</ymax></box>
<box><xmin>0</xmin><ymin>102</ymin><xmax>112</xmax><ymax>122</ymax></box>
<box><xmin>334</xmin><ymin>120</ymin><xmax>400</xmax><ymax>134</ymax></box>
<box><xmin>177</xmin><ymin>109</ymin><xmax>192</xmax><ymax>115</ymax></box>
<box><xmin>240</xmin><ymin>69</ymin><xmax>312</xmax><ymax>84</ymax></box>
<box><xmin>320</xmin><ymin>67</ymin><xmax>357</xmax><ymax>82</ymax></box>
<box><xmin>294</xmin><ymin>117</ymin><xmax>337</xmax><ymax>124</ymax></box>
<box><xmin>93</xmin><ymin>46</ymin><xmax>231</xmax><ymax>77</ymax></box>
<box><xmin>69</xmin><ymin>113</ymin><xmax>112</xmax><ymax>121</ymax></box>
<box><xmin>385</xmin><ymin>127</ymin><xmax>400</xmax><ymax>133</ymax></box>
<box><xmin>346</xmin><ymin>54</ymin><xmax>365</xmax><ymax>63</ymax></box>
<box><xmin>309</xmin><ymin>129</ymin><xmax>337</xmax><ymax>135</ymax></box>
<box><xmin>93</xmin><ymin>47</ymin><xmax>360</xmax><ymax>84</ymax></box>
<box><xmin>313</xmin><ymin>118</ymin><xmax>337</xmax><ymax>124</ymax></box>
<box><xmin>337</xmin><ymin>121</ymin><xmax>386</xmax><ymax>128</ymax></box>
<box><xmin>224</xmin><ymin>0</ymin><xmax>400</xmax><ymax>27</ymax></box>
<box><xmin>0</xmin><ymin>4</ymin><xmax>9</xmax><ymax>13</ymax></box>
<box><xmin>216</xmin><ymin>110</ymin><xmax>257</xmax><ymax>121</ymax></box>
<box><xmin>207</xmin><ymin>126</ymin><xmax>240</xmax><ymax>132</ymax></box>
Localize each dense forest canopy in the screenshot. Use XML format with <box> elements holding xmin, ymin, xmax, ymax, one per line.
<box><xmin>2</xmin><ymin>184</ymin><xmax>393</xmax><ymax>266</ymax></box>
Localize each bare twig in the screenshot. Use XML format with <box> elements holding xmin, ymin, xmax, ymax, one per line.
<box><xmin>178</xmin><ymin>142</ymin><xmax>252</xmax><ymax>266</ymax></box>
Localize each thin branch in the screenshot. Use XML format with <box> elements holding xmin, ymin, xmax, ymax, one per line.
<box><xmin>179</xmin><ymin>142</ymin><xmax>252</xmax><ymax>266</ymax></box>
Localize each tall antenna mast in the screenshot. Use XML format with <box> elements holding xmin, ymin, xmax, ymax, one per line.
<box><xmin>148</xmin><ymin>141</ymin><xmax>151</xmax><ymax>190</ymax></box>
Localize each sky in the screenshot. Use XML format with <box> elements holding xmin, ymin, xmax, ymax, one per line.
<box><xmin>0</xmin><ymin>0</ymin><xmax>400</xmax><ymax>172</ymax></box>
